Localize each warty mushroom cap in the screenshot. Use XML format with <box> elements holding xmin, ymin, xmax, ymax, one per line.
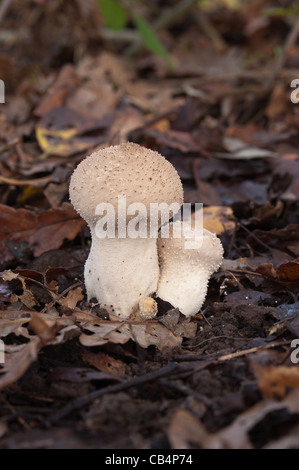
<box><xmin>69</xmin><ymin>142</ymin><xmax>183</xmax><ymax>229</ymax></box>
<box><xmin>157</xmin><ymin>221</ymin><xmax>224</xmax><ymax>317</ymax></box>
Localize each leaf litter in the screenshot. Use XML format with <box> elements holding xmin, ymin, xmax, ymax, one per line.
<box><xmin>0</xmin><ymin>0</ymin><xmax>299</xmax><ymax>449</ymax></box>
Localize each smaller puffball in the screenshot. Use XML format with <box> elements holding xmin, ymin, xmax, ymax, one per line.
<box><xmin>157</xmin><ymin>221</ymin><xmax>223</xmax><ymax>316</ymax></box>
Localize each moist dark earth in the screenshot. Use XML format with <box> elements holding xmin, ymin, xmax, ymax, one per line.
<box><xmin>0</xmin><ymin>0</ymin><xmax>299</xmax><ymax>449</ymax></box>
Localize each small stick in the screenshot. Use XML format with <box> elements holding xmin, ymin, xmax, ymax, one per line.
<box><xmin>49</xmin><ymin>363</ymin><xmax>183</xmax><ymax>423</ymax></box>
<box><xmin>158</xmin><ymin>378</ymin><xmax>215</xmax><ymax>409</ymax></box>
<box><xmin>267</xmin><ymin>14</ymin><xmax>299</xmax><ymax>86</ymax></box>
<box><xmin>174</xmin><ymin>339</ymin><xmax>292</xmax><ymax>362</ymax></box>
<box><xmin>0</xmin><ymin>0</ymin><xmax>12</xmax><ymax>23</ymax></box>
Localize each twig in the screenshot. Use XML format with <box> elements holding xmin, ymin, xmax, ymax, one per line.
<box><xmin>267</xmin><ymin>14</ymin><xmax>299</xmax><ymax>87</ymax></box>
<box><xmin>195</xmin><ymin>9</ymin><xmax>227</xmax><ymax>52</ymax></box>
<box><xmin>0</xmin><ymin>0</ymin><xmax>12</xmax><ymax>23</ymax></box>
<box><xmin>40</xmin><ymin>280</ymin><xmax>83</xmax><ymax>313</ymax></box>
<box><xmin>158</xmin><ymin>378</ymin><xmax>215</xmax><ymax>409</ymax></box>
<box><xmin>238</xmin><ymin>221</ymin><xmax>272</xmax><ymax>252</ymax></box>
<box><xmin>217</xmin><ymin>340</ymin><xmax>292</xmax><ymax>362</ymax></box>
<box><xmin>49</xmin><ymin>363</ymin><xmax>185</xmax><ymax>423</ymax></box>
<box><xmin>174</xmin><ymin>339</ymin><xmax>292</xmax><ymax>362</ymax></box>
<box><xmin>153</xmin><ymin>0</ymin><xmax>198</xmax><ymax>32</ymax></box>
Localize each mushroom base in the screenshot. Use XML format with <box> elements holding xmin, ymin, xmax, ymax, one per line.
<box><xmin>157</xmin><ymin>265</ymin><xmax>210</xmax><ymax>317</ymax></box>
<box><xmin>84</xmin><ymin>234</ymin><xmax>159</xmax><ymax>318</ymax></box>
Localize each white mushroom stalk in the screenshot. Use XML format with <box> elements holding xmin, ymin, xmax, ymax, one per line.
<box><xmin>84</xmin><ymin>232</ymin><xmax>159</xmax><ymax>317</ymax></box>
<box><xmin>69</xmin><ymin>142</ymin><xmax>183</xmax><ymax>319</ymax></box>
<box><xmin>157</xmin><ymin>221</ymin><xmax>223</xmax><ymax>317</ymax></box>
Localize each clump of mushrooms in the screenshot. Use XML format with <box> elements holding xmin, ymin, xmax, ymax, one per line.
<box><xmin>157</xmin><ymin>220</ymin><xmax>224</xmax><ymax>317</ymax></box>
<box><xmin>70</xmin><ymin>142</ymin><xmax>223</xmax><ymax>319</ymax></box>
<box><xmin>69</xmin><ymin>142</ymin><xmax>183</xmax><ymax>319</ymax></box>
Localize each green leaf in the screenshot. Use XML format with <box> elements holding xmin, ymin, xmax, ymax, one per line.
<box><xmin>132</xmin><ymin>12</ymin><xmax>172</xmax><ymax>69</ymax></box>
<box><xmin>98</xmin><ymin>0</ymin><xmax>127</xmax><ymax>31</ymax></box>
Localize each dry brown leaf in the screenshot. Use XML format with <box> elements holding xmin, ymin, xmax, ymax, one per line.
<box><xmin>159</xmin><ymin>309</ymin><xmax>197</xmax><ymax>339</ymax></box>
<box><xmin>143</xmin><ymin>128</ymin><xmax>201</xmax><ymax>153</ymax></box>
<box><xmin>167</xmin><ymin>409</ymin><xmax>212</xmax><ymax>449</ymax></box>
<box><xmin>0</xmin><ymin>315</ymin><xmax>32</xmax><ymax>339</ymax></box>
<box><xmin>197</xmin><ymin>206</ymin><xmax>235</xmax><ymax>236</ymax></box>
<box><xmin>256</xmin><ymin>262</ymin><xmax>277</xmax><ymax>279</ymax></box>
<box><xmin>265</xmin><ymin>84</ymin><xmax>291</xmax><ymax>120</ymax></box>
<box><xmin>0</xmin><ymin>337</ymin><xmax>41</xmax><ymax>391</ymax></box>
<box><xmin>167</xmin><ymin>391</ymin><xmax>299</xmax><ymax>449</ymax></box>
<box><xmin>2</xmin><ymin>270</ymin><xmax>38</xmax><ymax>308</ymax></box>
<box><xmin>81</xmin><ymin>349</ymin><xmax>126</xmax><ymax>376</ymax></box>
<box><xmin>59</xmin><ymin>287</ymin><xmax>84</xmax><ymax>310</ymax></box>
<box><xmin>253</xmin><ymin>363</ymin><xmax>299</xmax><ymax>400</ymax></box>
<box><xmin>256</xmin><ymin>259</ymin><xmax>299</xmax><ymax>287</ymax></box>
<box><xmin>79</xmin><ymin>320</ymin><xmax>182</xmax><ymax>350</ymax></box>
<box><xmin>0</xmin><ymin>203</ymin><xmax>86</xmax><ymax>263</ymax></box>
<box><xmin>276</xmin><ymin>259</ymin><xmax>299</xmax><ymax>286</ymax></box>
<box><xmin>34</xmin><ymin>64</ymin><xmax>80</xmax><ymax>117</ymax></box>
<box><xmin>29</xmin><ymin>312</ymin><xmax>58</xmax><ymax>345</ymax></box>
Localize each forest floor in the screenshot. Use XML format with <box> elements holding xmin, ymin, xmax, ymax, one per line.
<box><xmin>0</xmin><ymin>0</ymin><xmax>299</xmax><ymax>449</ymax></box>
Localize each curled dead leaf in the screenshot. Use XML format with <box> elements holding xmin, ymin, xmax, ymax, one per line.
<box><xmin>0</xmin><ymin>203</ymin><xmax>86</xmax><ymax>264</ymax></box>
<box><xmin>78</xmin><ymin>319</ymin><xmax>182</xmax><ymax>350</ymax></box>
<box><xmin>29</xmin><ymin>312</ymin><xmax>58</xmax><ymax>345</ymax></box>
<box><xmin>253</xmin><ymin>363</ymin><xmax>299</xmax><ymax>400</ymax></box>
<box><xmin>2</xmin><ymin>270</ymin><xmax>38</xmax><ymax>308</ymax></box>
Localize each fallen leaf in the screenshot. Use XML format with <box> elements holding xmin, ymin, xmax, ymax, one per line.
<box><xmin>250</xmin><ymin>224</ymin><xmax>299</xmax><ymax>257</ymax></box>
<box><xmin>0</xmin><ymin>203</ymin><xmax>86</xmax><ymax>264</ymax></box>
<box><xmin>256</xmin><ymin>259</ymin><xmax>299</xmax><ymax>287</ymax></box>
<box><xmin>253</xmin><ymin>363</ymin><xmax>299</xmax><ymax>399</ymax></box>
<box><xmin>2</xmin><ymin>270</ymin><xmax>38</xmax><ymax>308</ymax></box>
<box><xmin>167</xmin><ymin>409</ymin><xmax>210</xmax><ymax>449</ymax></box>
<box><xmin>59</xmin><ymin>287</ymin><xmax>84</xmax><ymax>310</ymax></box>
<box><xmin>0</xmin><ymin>315</ymin><xmax>32</xmax><ymax>338</ymax></box>
<box><xmin>81</xmin><ymin>349</ymin><xmax>126</xmax><ymax>376</ymax></box>
<box><xmin>0</xmin><ymin>337</ymin><xmax>41</xmax><ymax>391</ymax></box>
<box><xmin>201</xmin><ymin>206</ymin><xmax>235</xmax><ymax>236</ymax></box>
<box><xmin>78</xmin><ymin>319</ymin><xmax>182</xmax><ymax>350</ymax></box>
<box><xmin>34</xmin><ymin>64</ymin><xmax>80</xmax><ymax>117</ymax></box>
<box><xmin>216</xmin><ymin>136</ymin><xmax>278</xmax><ymax>159</ymax></box>
<box><xmin>29</xmin><ymin>312</ymin><xmax>57</xmax><ymax>345</ymax></box>
<box><xmin>276</xmin><ymin>259</ymin><xmax>299</xmax><ymax>286</ymax></box>
<box><xmin>265</xmin><ymin>84</ymin><xmax>291</xmax><ymax>120</ymax></box>
<box><xmin>159</xmin><ymin>309</ymin><xmax>197</xmax><ymax>339</ymax></box>
<box><xmin>36</xmin><ymin>106</ymin><xmax>107</xmax><ymax>158</ymax></box>
<box><xmin>256</xmin><ymin>262</ymin><xmax>277</xmax><ymax>279</ymax></box>
<box><xmin>141</xmin><ymin>128</ymin><xmax>202</xmax><ymax>153</ymax></box>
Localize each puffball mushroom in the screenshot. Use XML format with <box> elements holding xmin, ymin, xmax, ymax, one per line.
<box><xmin>69</xmin><ymin>142</ymin><xmax>183</xmax><ymax>318</ymax></box>
<box><xmin>157</xmin><ymin>221</ymin><xmax>223</xmax><ymax>317</ymax></box>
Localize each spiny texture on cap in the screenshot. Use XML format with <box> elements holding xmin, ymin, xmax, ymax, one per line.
<box><xmin>69</xmin><ymin>142</ymin><xmax>183</xmax><ymax>227</ymax></box>
<box><xmin>157</xmin><ymin>222</ymin><xmax>223</xmax><ymax>317</ymax></box>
